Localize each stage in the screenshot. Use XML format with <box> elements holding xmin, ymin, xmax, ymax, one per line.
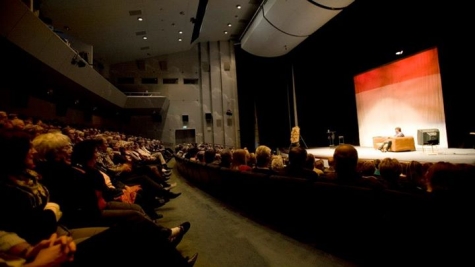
<box><xmin>282</xmin><ymin>146</ymin><xmax>475</xmax><ymax>165</ymax></box>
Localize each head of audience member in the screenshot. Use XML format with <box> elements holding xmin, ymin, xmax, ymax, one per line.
<box><xmin>271</xmin><ymin>155</ymin><xmax>284</xmax><ymax>172</ymax></box>
<box><xmin>71</xmin><ymin>139</ymin><xmax>99</xmax><ymax>169</ymax></box>
<box><xmin>287</xmin><ymin>146</ymin><xmax>308</xmax><ymax>169</ymax></box>
<box><xmin>0</xmin><ymin>129</ymin><xmax>36</xmax><ymax>176</ymax></box>
<box><xmin>255</xmin><ymin>145</ymin><xmax>272</xmax><ymax>168</ymax></box>
<box><xmin>32</xmin><ymin>132</ymin><xmax>73</xmax><ymax>165</ymax></box>
<box><xmin>314</xmin><ymin>159</ymin><xmax>325</xmax><ymax>172</ymax></box>
<box><xmin>219</xmin><ymin>149</ymin><xmax>232</xmax><ymax>168</ymax></box>
<box><xmin>10</xmin><ymin>117</ymin><xmax>26</xmax><ymax>130</ymax></box>
<box><xmin>196</xmin><ymin>150</ymin><xmax>205</xmax><ymax>163</ymax></box>
<box><xmin>185</xmin><ymin>146</ymin><xmax>199</xmax><ymax>160</ymax></box>
<box><xmin>204</xmin><ymin>148</ymin><xmax>217</xmax><ymax>164</ymax></box>
<box><xmin>425</xmin><ymin>161</ymin><xmax>456</xmax><ymax>193</ymax></box>
<box><xmin>24</xmin><ymin>124</ymin><xmax>45</xmax><ymax>139</ymax></box>
<box><xmin>231</xmin><ymin>149</ymin><xmax>248</xmax><ymax>169</ymax></box>
<box><xmin>0</xmin><ymin>111</ymin><xmax>7</xmax><ymax>120</ymax></box>
<box><xmin>359</xmin><ymin>160</ymin><xmax>376</xmax><ymax>177</ymax></box>
<box><xmin>379</xmin><ymin>158</ymin><xmax>402</xmax><ymax>188</ymax></box>
<box><xmin>94</xmin><ymin>135</ymin><xmax>109</xmax><ymax>152</ymax></box>
<box><xmin>304</xmin><ymin>153</ymin><xmax>316</xmax><ymax>170</ymax></box>
<box><xmin>332</xmin><ymin>144</ymin><xmax>358</xmax><ymax>179</ymax></box>
<box><xmin>247</xmin><ymin>152</ymin><xmax>256</xmax><ymax>167</ymax></box>
<box><xmin>405</xmin><ymin>160</ymin><xmax>426</xmax><ymax>191</ymax></box>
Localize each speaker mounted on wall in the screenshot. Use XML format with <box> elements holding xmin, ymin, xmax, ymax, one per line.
<box><xmin>205</xmin><ymin>112</ymin><xmax>212</xmax><ymax>122</ymax></box>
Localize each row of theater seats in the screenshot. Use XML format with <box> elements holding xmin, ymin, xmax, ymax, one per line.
<box><xmin>174</xmin><ymin>156</ymin><xmax>435</xmax><ymax>264</ymax></box>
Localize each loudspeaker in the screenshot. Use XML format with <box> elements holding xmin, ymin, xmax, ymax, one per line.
<box><xmin>182</xmin><ymin>115</ymin><xmax>189</xmax><ymax>122</ymax></box>
<box><xmin>205</xmin><ymin>112</ymin><xmax>212</xmax><ymax>121</ymax></box>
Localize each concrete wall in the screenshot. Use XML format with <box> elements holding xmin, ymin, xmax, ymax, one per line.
<box><xmin>111</xmin><ymin>41</ymin><xmax>240</xmax><ymax>148</ymax></box>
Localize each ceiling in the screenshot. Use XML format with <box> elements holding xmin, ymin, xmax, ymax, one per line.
<box><xmin>39</xmin><ymin>0</ymin><xmax>262</xmax><ymax>65</ymax></box>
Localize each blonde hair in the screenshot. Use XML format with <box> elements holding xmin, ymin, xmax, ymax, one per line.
<box><xmin>271</xmin><ymin>155</ymin><xmax>284</xmax><ymax>172</ymax></box>
<box><xmin>32</xmin><ymin>132</ymin><xmax>71</xmax><ymax>161</ymax></box>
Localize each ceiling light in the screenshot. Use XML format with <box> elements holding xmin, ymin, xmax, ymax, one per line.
<box><xmin>178</xmin><ymin>38</ymin><xmax>182</xmax><ymax>42</ymax></box>
<box><xmin>395</xmin><ymin>50</ymin><xmax>403</xmax><ymax>55</ymax></box>
<box><xmin>179</xmin><ymin>31</ymin><xmax>183</xmax><ymax>34</ymax></box>
<box><xmin>224</xmin><ymin>31</ymin><xmax>228</xmax><ymax>34</ymax></box>
<box><xmin>142</xmin><ymin>36</ymin><xmax>148</xmax><ymax>40</ymax></box>
<box><xmin>236</xmin><ymin>5</ymin><xmax>241</xmax><ymax>9</ymax></box>
<box><xmin>227</xmin><ymin>23</ymin><xmax>232</xmax><ymax>27</ymax></box>
<box><xmin>137</xmin><ymin>17</ymin><xmax>143</xmax><ymax>21</ymax></box>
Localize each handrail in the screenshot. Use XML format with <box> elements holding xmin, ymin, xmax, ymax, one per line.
<box><xmin>124</xmin><ymin>92</ymin><xmax>162</xmax><ymax>97</ymax></box>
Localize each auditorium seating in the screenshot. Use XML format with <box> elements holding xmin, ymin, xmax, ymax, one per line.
<box><xmin>174</xmin><ymin>155</ymin><xmax>431</xmax><ymax>248</ymax></box>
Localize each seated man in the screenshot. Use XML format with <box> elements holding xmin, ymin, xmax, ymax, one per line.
<box><xmin>379</xmin><ymin>127</ymin><xmax>404</xmax><ymax>152</ymax></box>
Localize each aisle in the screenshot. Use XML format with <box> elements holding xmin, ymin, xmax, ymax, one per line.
<box><xmin>156</xmin><ymin>159</ymin><xmax>356</xmax><ymax>267</ymax></box>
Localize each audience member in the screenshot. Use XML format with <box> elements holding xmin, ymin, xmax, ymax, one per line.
<box><xmin>0</xmin><ymin>128</ymin><xmax>198</xmax><ymax>266</ymax></box>
<box><xmin>231</xmin><ymin>149</ymin><xmax>252</xmax><ymax>171</ymax></box>
<box><xmin>331</xmin><ymin>144</ymin><xmax>384</xmax><ymax>188</ymax></box>
<box><xmin>281</xmin><ymin>146</ymin><xmax>319</xmax><ymax>181</ymax></box>
<box><xmin>252</xmin><ymin>145</ymin><xmax>277</xmax><ymax>175</ymax></box>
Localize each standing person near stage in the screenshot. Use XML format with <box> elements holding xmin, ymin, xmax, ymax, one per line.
<box><xmin>378</xmin><ymin>127</ymin><xmax>405</xmax><ymax>152</ymax></box>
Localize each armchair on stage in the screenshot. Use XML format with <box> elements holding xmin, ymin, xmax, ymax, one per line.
<box><xmin>372</xmin><ymin>136</ymin><xmax>416</xmax><ymax>152</ymax></box>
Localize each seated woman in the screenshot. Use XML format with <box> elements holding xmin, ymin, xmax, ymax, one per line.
<box><xmin>0</xmin><ymin>128</ymin><xmax>197</xmax><ymax>266</ymax></box>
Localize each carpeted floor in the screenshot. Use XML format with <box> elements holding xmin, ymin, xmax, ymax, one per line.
<box><xmin>156</xmin><ymin>159</ymin><xmax>358</xmax><ymax>267</ymax></box>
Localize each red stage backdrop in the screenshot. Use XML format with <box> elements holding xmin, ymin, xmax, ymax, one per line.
<box><xmin>354</xmin><ymin>47</ymin><xmax>448</xmax><ymax>148</ymax></box>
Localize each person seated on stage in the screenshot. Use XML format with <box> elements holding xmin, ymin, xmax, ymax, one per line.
<box><xmin>281</xmin><ymin>147</ymin><xmax>319</xmax><ymax>181</ymax></box>
<box><xmin>378</xmin><ymin>127</ymin><xmax>405</xmax><ymax>152</ymax></box>
<box><xmin>331</xmin><ymin>144</ymin><xmax>384</xmax><ymax>189</ymax></box>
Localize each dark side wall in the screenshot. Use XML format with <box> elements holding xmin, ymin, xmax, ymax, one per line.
<box><xmin>236</xmin><ymin>0</ymin><xmax>475</xmax><ymax>149</ymax></box>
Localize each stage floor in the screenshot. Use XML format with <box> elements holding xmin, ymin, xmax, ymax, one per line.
<box><xmin>293</xmin><ymin>146</ymin><xmax>475</xmax><ymax>165</ymax></box>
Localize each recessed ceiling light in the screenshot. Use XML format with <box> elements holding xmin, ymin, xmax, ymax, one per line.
<box><xmin>236</xmin><ymin>5</ymin><xmax>241</xmax><ymax>9</ymax></box>
<box><xmin>137</xmin><ymin>17</ymin><xmax>143</xmax><ymax>21</ymax></box>
<box><xmin>178</xmin><ymin>38</ymin><xmax>182</xmax><ymax>42</ymax></box>
<box><xmin>227</xmin><ymin>23</ymin><xmax>232</xmax><ymax>27</ymax></box>
<box><xmin>224</xmin><ymin>31</ymin><xmax>228</xmax><ymax>34</ymax></box>
<box><xmin>395</xmin><ymin>50</ymin><xmax>403</xmax><ymax>55</ymax></box>
<box><xmin>143</xmin><ymin>36</ymin><xmax>148</xmax><ymax>40</ymax></box>
<box><xmin>179</xmin><ymin>31</ymin><xmax>183</xmax><ymax>34</ymax></box>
